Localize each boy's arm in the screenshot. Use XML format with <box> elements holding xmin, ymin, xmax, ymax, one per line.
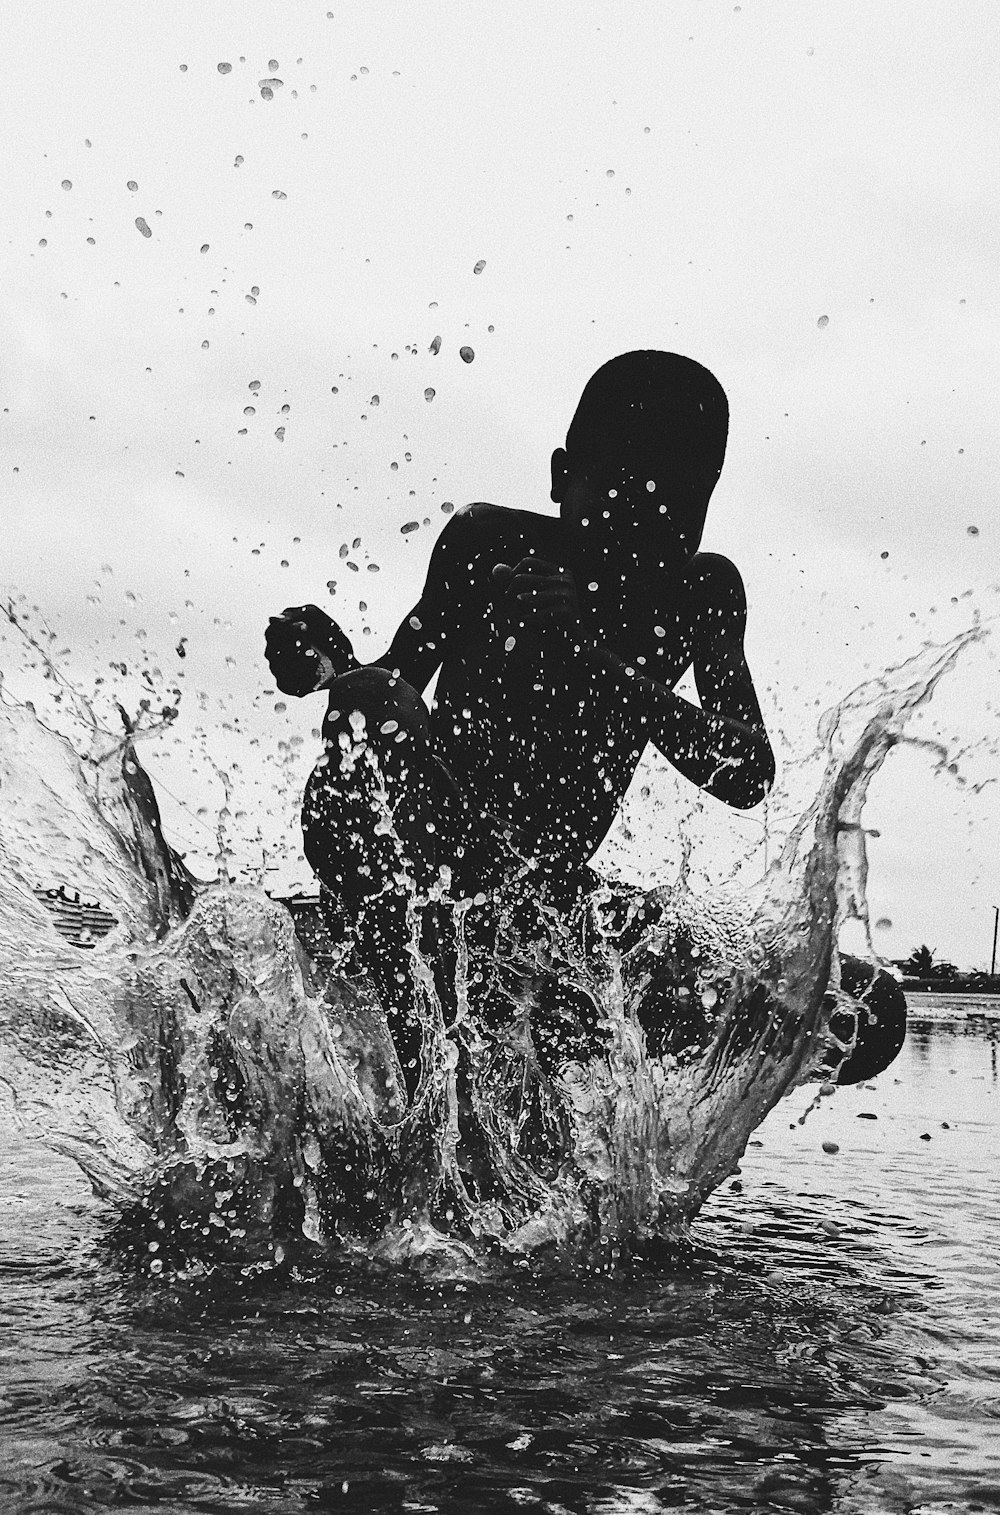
<box><xmin>264</xmin><ymin>509</ymin><xmax>481</xmax><ymax>698</ymax></box>
<box><xmin>370</xmin><ymin>511</ymin><xmax>480</xmax><ymax>690</ymax></box>
<box><xmin>592</xmin><ymin>556</ymin><xmax>774</xmax><ymax>809</ymax></box>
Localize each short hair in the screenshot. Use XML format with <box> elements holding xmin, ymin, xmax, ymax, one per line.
<box><xmin>565</xmin><ymin>351</ymin><xmax>729</xmax><ymax>481</ymax></box>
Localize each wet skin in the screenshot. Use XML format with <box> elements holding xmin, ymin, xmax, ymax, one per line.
<box><xmin>266</xmin><ymin>456</ymin><xmax>775</xmax><ymax>896</ymax></box>
<box><xmin>264</xmin><ymin>459</ymin><xmax>907</xmax><ymax>1094</ymax></box>
<box><xmin>264</xmin><ymin>454</ymin><xmax>776</xmax><ymax>1069</ymax></box>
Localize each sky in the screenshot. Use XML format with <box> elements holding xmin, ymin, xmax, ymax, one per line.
<box><xmin>2</xmin><ymin>0</ymin><xmax>998</xmax><ymax>968</ymax></box>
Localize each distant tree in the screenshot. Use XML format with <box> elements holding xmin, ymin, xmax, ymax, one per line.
<box><xmin>902</xmin><ymin>945</ymin><xmax>960</xmax><ymax>981</ymax></box>
<box><xmin>904</xmin><ymin>944</ymin><xmax>937</xmax><ymax>977</ymax></box>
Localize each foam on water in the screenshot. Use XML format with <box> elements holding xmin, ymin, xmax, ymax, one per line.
<box><xmin>0</xmin><ymin>626</ymin><xmax>981</xmax><ymax>1274</ymax></box>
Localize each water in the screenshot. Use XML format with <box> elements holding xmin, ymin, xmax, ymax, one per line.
<box><xmin>0</xmin><ymin>630</ymin><xmax>981</xmax><ymax>1271</ymax></box>
<box><xmin>0</xmin><ymin>626</ymin><xmax>995</xmax><ymax>1509</ymax></box>
<box><xmin>0</xmin><ymin>1005</ymin><xmax>996</xmax><ymax>1513</ymax></box>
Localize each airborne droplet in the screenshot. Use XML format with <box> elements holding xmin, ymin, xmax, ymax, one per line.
<box><xmin>473</xmin><ymin>259</ymin><xmax>486</xmax><ymax>274</ymax></box>
<box><xmin>424</xmin><ymin>388</ymin><xmax>435</xmax><ymax>402</ymax></box>
<box><xmin>135</xmin><ymin>217</ymin><xmax>152</xmax><ymax>238</ymax></box>
<box><xmin>61</xmin><ymin>180</ymin><xmax>72</xmax><ymax>191</ymax></box>
<box><xmin>817</xmin><ymin>314</ymin><xmax>830</xmax><ymax>329</ymax></box>
<box><xmin>218</xmin><ymin>61</ymin><xmax>232</xmax><ymax>74</ymax></box>
<box><xmin>459</xmin><ymin>346</ymin><xmax>475</xmax><ymax>364</ymax></box>
<box><xmin>272</xmin><ymin>189</ymin><xmax>287</xmax><ymax>200</ymax></box>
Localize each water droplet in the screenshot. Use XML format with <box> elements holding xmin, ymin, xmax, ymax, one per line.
<box><xmin>424</xmin><ymin>388</ymin><xmax>435</xmax><ymax>402</ymax></box>
<box><xmin>429</xmin><ymin>335</ymin><xmax>442</xmax><ymax>355</ymax></box>
<box><xmin>369</xmin><ymin>394</ymin><xmax>379</xmax><ymax>407</ymax></box>
<box><xmin>275</xmin><ymin>426</ymin><xmax>285</xmax><ymax>442</ymax></box>
<box><xmin>817</xmin><ymin>314</ymin><xmax>830</xmax><ymax>329</ymax></box>
<box><xmin>61</xmin><ymin>179</ymin><xmax>72</xmax><ymax>191</ymax></box>
<box><xmin>504</xmin><ymin>636</ymin><xmax>516</xmax><ymax>652</ymax></box>
<box><xmin>441</xmin><ymin>501</ymin><xmax>454</xmax><ymax>514</ymax></box>
<box><xmin>249</xmin><ymin>380</ymin><xmax>261</xmax><ymax>393</ymax></box>
<box><xmin>700</xmin><ymin>987</ymin><xmax>718</xmax><ymax>1010</ymax></box>
<box><xmin>473</xmin><ymin>259</ymin><xmax>486</xmax><ymax>274</ymax></box>
<box><xmin>880</xmin><ymin>550</ymin><xmax>889</xmax><ymax>559</ymax></box>
<box><xmin>272</xmin><ymin>190</ymin><xmax>287</xmax><ymax>200</ymax></box>
<box><xmin>401</xmin><ymin>521</ymin><xmax>419</xmax><ymax>535</ymax></box>
<box><xmin>218</xmin><ymin>61</ymin><xmax>232</xmax><ymax>74</ymax></box>
<box><xmin>967</xmin><ymin>524</ymin><xmax>979</xmax><ymax>536</ymax></box>
<box><xmin>459</xmin><ymin>346</ymin><xmax>475</xmax><ymax>363</ymax></box>
<box><xmin>645</xmin><ymin>479</ymin><xmax>656</xmax><ymax>493</ymax></box>
<box><xmin>821</xmin><ymin>1140</ymin><xmax>839</xmax><ymax>1155</ymax></box>
<box><xmin>874</xmin><ymin>917</ymin><xmax>893</xmax><ymax>930</ymax></box>
<box><xmin>200</xmin><ymin>243</ymin><xmax>209</xmax><ymax>253</ymax></box>
<box><xmin>135</xmin><ymin>217</ymin><xmax>152</xmax><ymax>238</ymax></box>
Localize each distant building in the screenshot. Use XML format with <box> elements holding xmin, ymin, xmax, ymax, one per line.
<box><xmin>32</xmin><ymin>886</ymin><xmax>118</xmax><ymax>948</ymax></box>
<box><xmin>32</xmin><ymin>883</ymin><xmax>335</xmax><ymax>963</ymax></box>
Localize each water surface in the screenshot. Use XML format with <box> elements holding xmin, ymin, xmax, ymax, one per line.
<box><xmin>2</xmin><ymin>1003</ymin><xmax>996</xmax><ymax>1514</ymax></box>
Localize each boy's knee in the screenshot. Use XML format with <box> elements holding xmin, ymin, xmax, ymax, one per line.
<box><xmin>323</xmin><ymin>667</ymin><xmax>430</xmax><ymax>748</ymax></box>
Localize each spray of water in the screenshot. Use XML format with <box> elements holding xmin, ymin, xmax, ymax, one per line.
<box><xmin>0</xmin><ymin>625</ymin><xmax>981</xmax><ymax>1273</ymax></box>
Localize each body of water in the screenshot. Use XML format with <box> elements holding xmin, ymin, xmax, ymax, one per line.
<box><xmin>1</xmin><ymin>1000</ymin><xmax>997</xmax><ymax>1515</ymax></box>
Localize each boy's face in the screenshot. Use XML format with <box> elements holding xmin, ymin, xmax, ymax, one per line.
<box><xmin>552</xmin><ymin>447</ymin><xmax>710</xmax><ymax>571</ymax></box>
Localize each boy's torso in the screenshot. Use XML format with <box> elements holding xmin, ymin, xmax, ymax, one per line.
<box><xmin>426</xmin><ymin>505</ymin><xmax>714</xmax><ymax>860</ymax></box>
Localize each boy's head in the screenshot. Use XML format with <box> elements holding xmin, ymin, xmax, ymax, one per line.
<box><xmin>552</xmin><ymin>350</ymin><xmax>729</xmax><ymax>564</ymax></box>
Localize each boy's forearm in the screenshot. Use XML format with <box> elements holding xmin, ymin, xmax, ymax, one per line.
<box><xmin>582</xmin><ymin>641</ymin><xmax>774</xmax><ymax>808</ymax></box>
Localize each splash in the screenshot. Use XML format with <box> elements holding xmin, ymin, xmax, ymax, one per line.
<box><xmin>0</xmin><ymin>627</ymin><xmax>981</xmax><ymax>1273</ymax></box>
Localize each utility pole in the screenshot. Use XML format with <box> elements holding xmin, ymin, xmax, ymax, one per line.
<box><xmin>991</xmin><ymin>905</ymin><xmax>999</xmax><ymax>979</ymax></box>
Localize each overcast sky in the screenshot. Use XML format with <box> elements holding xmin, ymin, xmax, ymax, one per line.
<box><xmin>3</xmin><ymin>1</ymin><xmax>998</xmax><ymax>967</ymax></box>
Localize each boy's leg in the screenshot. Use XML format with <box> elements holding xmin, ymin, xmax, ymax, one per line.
<box><xmin>301</xmin><ymin>668</ymin><xmax>446</xmax><ymax>1083</ymax></box>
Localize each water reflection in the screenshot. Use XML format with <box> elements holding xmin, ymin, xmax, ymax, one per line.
<box><xmin>0</xmin><ymin>1214</ymin><xmax>909</xmax><ymax>1512</ymax></box>
<box><xmin>3</xmin><ymin>1012</ymin><xmax>998</xmax><ymax>1513</ymax></box>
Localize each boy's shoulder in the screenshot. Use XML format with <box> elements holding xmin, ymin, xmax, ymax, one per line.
<box><xmin>684</xmin><ymin>552</ymin><xmax>750</xmax><ymax>639</ymax></box>
<box><xmin>688</xmin><ymin>551</ymin><xmax>746</xmax><ymax>605</ymax></box>
<box><xmin>437</xmin><ymin>502</ymin><xmax>556</xmax><ymax>557</ymax></box>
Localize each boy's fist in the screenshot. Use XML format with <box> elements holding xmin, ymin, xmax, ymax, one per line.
<box><xmin>264</xmin><ymin>605</ymin><xmax>357</xmax><ymax>696</ymax></box>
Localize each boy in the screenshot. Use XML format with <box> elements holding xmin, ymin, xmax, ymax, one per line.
<box><xmin>266</xmin><ymin>352</ymin><xmax>775</xmax><ymax>1054</ymax></box>
<box><xmin>267</xmin><ymin>349</ymin><xmax>905</xmax><ymax>1091</ymax></box>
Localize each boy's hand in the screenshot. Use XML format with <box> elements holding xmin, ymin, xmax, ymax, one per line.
<box><xmin>264</xmin><ymin>605</ymin><xmax>357</xmax><ymax>696</ymax></box>
<box><xmin>491</xmin><ymin>558</ymin><xmax>580</xmax><ymax>626</ymax></box>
